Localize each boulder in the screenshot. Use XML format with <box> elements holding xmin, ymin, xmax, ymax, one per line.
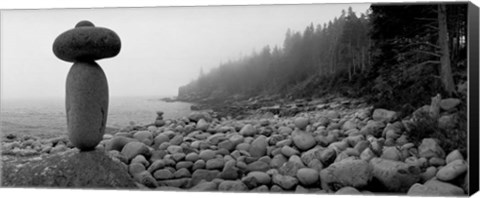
<box><xmin>241</xmin><ymin>171</ymin><xmax>271</xmax><ymax>188</ymax></box>
<box><xmin>436</xmin><ymin>159</ymin><xmax>468</xmax><ymax>182</ymax></box>
<box><xmin>446</xmin><ymin>149</ymin><xmax>464</xmax><ymax>164</ymax></box>
<box><xmin>407</xmin><ymin>179</ymin><xmax>465</xmax><ymax>196</ymax></box>
<box><xmin>320</xmin><ymin>159</ymin><xmax>371</xmax><ymax>192</ymax></box>
<box><xmin>294</xmin><ymin>117</ymin><xmax>309</xmax><ymax>130</ymax></box>
<box><xmin>439</xmin><ymin>98</ymin><xmax>461</xmax><ymax>111</ymax></box>
<box><xmin>292</xmin><ymin>130</ymin><xmax>316</xmax><ymax>151</ymax></box>
<box><xmin>2</xmin><ymin>150</ymin><xmax>136</xmax><ymax>188</ymax></box>
<box><xmin>369</xmin><ymin>158</ymin><xmax>420</xmax><ymax>192</ymax></box>
<box><xmin>272</xmin><ymin>174</ymin><xmax>298</xmax><ymax>190</ymax></box>
<box><xmin>372</xmin><ymin>108</ymin><xmax>397</xmax><ymax>123</ymax></box>
<box><xmin>190</xmin><ymin>169</ymin><xmax>220</xmax><ymax>187</ymax></box>
<box><xmin>296</xmin><ymin>168</ymin><xmax>319</xmax><ymax>186</ymax></box>
<box><xmin>418</xmin><ymin>138</ymin><xmax>445</xmax><ymax>159</ymax></box>
<box><xmin>218</xmin><ymin>180</ymin><xmax>248</xmax><ymax>191</ymax></box>
<box><xmin>121</xmin><ymin>142</ymin><xmax>150</xmax><ymax>162</ymax></box>
<box><xmin>249</xmin><ymin>135</ymin><xmax>267</xmax><ymax>158</ymax></box>
<box><xmin>239</xmin><ymin>124</ymin><xmax>256</xmax><ymax>136</ymax></box>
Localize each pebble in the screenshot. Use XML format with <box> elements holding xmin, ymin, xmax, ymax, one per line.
<box><xmin>199</xmin><ymin>149</ymin><xmax>216</xmax><ymax>161</ymax></box>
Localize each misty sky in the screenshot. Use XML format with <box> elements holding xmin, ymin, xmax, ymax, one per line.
<box><xmin>1</xmin><ymin>4</ymin><xmax>370</xmax><ymax>100</ymax></box>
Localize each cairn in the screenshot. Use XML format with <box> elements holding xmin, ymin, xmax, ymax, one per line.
<box><xmin>52</xmin><ymin>20</ymin><xmax>121</xmax><ymax>151</ymax></box>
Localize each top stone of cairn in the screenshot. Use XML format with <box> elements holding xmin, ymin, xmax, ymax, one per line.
<box><xmin>53</xmin><ymin>20</ymin><xmax>121</xmax><ymax>62</ymax></box>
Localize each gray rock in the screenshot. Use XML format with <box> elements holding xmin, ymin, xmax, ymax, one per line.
<box><xmin>2</xmin><ymin>150</ymin><xmax>138</xmax><ymax>188</ymax></box>
<box><xmin>272</xmin><ymin>174</ymin><xmax>298</xmax><ymax>190</ymax></box>
<box><xmin>292</xmin><ymin>130</ymin><xmax>316</xmax><ymax>151</ymax></box>
<box><xmin>270</xmin><ymin>154</ymin><xmax>288</xmax><ymax>168</ymax></box>
<box><xmin>439</xmin><ymin>98</ymin><xmax>461</xmax><ymax>111</ymax></box>
<box><xmin>320</xmin><ymin>159</ymin><xmax>371</xmax><ymax>192</ymax></box>
<box><xmin>206</xmin><ymin>158</ymin><xmax>225</xmax><ymax>170</ymax></box>
<box><xmin>246</xmin><ymin>161</ymin><xmax>270</xmax><ymax>172</ymax></box>
<box><xmin>105</xmin><ymin>136</ymin><xmax>136</xmax><ymax>151</ymax></box>
<box><xmin>176</xmin><ymin>161</ymin><xmax>194</xmax><ymax>170</ymax></box>
<box><xmin>190</xmin><ymin>169</ymin><xmax>221</xmax><ymax>187</ymax></box>
<box><xmin>153</xmin><ymin>169</ymin><xmax>174</xmax><ymax>180</ymax></box>
<box><xmin>369</xmin><ymin>158</ymin><xmax>420</xmax><ymax>192</ymax></box>
<box><xmin>281</xmin><ymin>145</ymin><xmax>299</xmax><ymax>157</ymax></box>
<box><xmin>218</xmin><ymin>180</ymin><xmax>248</xmax><ymax>191</ymax></box>
<box><xmin>436</xmin><ymin>159</ymin><xmax>468</xmax><ymax>181</ymax></box>
<box><xmin>220</xmin><ymin>160</ymin><xmax>240</xmax><ymax>180</ymax></box>
<box><xmin>53</xmin><ymin>21</ymin><xmax>121</xmax><ymax>62</ymax></box>
<box><xmin>133</xmin><ymin>131</ymin><xmax>153</xmax><ymax>146</ymax></box>
<box><xmin>196</xmin><ymin>119</ymin><xmax>210</xmax><ymax>131</ymax></box>
<box><xmin>133</xmin><ymin>171</ymin><xmax>158</xmax><ymax>188</ymax></box>
<box><xmin>294</xmin><ymin>117</ymin><xmax>309</xmax><ymax>130</ymax></box>
<box><xmin>408</xmin><ymin>179</ymin><xmax>465</xmax><ymax>196</ymax></box>
<box><xmin>242</xmin><ymin>171</ymin><xmax>271</xmax><ymax>188</ymax></box>
<box><xmin>121</xmin><ymin>142</ymin><xmax>150</xmax><ymax>162</ymax></box>
<box><xmin>190</xmin><ymin>181</ymin><xmax>218</xmax><ymax>191</ymax></box>
<box><xmin>418</xmin><ymin>138</ymin><xmax>445</xmax><ymax>159</ymax></box>
<box><xmin>199</xmin><ymin>149</ymin><xmax>216</xmax><ymax>161</ymax></box>
<box><xmin>335</xmin><ymin>186</ymin><xmax>361</xmax><ymax>195</ymax></box>
<box><xmin>147</xmin><ymin>160</ymin><xmax>166</xmax><ymax>173</ymax></box>
<box><xmin>296</xmin><ymin>168</ymin><xmax>319</xmax><ymax>186</ymax></box>
<box><xmin>174</xmin><ymin>168</ymin><xmax>191</xmax><ymax>178</ymax></box>
<box><xmin>249</xmin><ymin>135</ymin><xmax>267</xmax><ymax>158</ymax></box>
<box><xmin>446</xmin><ymin>149</ymin><xmax>464</xmax><ymax>164</ymax></box>
<box><xmin>372</xmin><ymin>108</ymin><xmax>397</xmax><ymax>123</ymax></box>
<box><xmin>240</xmin><ymin>124</ymin><xmax>256</xmax><ymax>136</ymax></box>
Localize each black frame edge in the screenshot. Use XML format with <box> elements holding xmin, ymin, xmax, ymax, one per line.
<box><xmin>468</xmin><ymin>1</ymin><xmax>479</xmax><ymax>196</ymax></box>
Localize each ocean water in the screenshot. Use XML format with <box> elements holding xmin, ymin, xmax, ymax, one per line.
<box><xmin>0</xmin><ymin>96</ymin><xmax>193</xmax><ymax>137</ymax></box>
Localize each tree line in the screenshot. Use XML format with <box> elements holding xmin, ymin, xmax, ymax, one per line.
<box><xmin>178</xmin><ymin>3</ymin><xmax>467</xmax><ymax>112</ymax></box>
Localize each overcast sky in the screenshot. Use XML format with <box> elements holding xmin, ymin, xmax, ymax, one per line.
<box><xmin>1</xmin><ymin>3</ymin><xmax>370</xmax><ymax>100</ymax></box>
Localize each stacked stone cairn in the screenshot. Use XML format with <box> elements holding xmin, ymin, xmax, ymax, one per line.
<box><xmin>1</xmin><ymin>95</ymin><xmax>468</xmax><ymax>194</ymax></box>
<box><xmin>155</xmin><ymin>111</ymin><xmax>166</xmax><ymax>127</ymax></box>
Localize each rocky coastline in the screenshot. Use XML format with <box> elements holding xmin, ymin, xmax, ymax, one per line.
<box><xmin>1</xmin><ymin>95</ymin><xmax>468</xmax><ymax>195</ymax></box>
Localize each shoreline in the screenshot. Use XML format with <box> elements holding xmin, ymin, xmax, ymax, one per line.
<box><xmin>1</xmin><ymin>94</ymin><xmax>468</xmax><ymax>195</ymax></box>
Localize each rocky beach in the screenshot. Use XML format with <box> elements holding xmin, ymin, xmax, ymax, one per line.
<box><xmin>1</xmin><ymin>94</ymin><xmax>468</xmax><ymax>196</ymax></box>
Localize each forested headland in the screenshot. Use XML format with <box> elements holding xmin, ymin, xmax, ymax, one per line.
<box><xmin>177</xmin><ymin>3</ymin><xmax>467</xmax><ymax>116</ymax></box>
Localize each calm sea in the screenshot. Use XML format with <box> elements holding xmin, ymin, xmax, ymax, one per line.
<box><xmin>0</xmin><ymin>96</ymin><xmax>193</xmax><ymax>137</ymax></box>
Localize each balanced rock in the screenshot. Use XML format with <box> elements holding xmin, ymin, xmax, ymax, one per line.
<box><xmin>53</xmin><ymin>21</ymin><xmax>121</xmax><ymax>62</ymax></box>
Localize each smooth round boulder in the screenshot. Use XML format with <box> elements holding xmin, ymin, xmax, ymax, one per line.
<box><xmin>66</xmin><ymin>62</ymin><xmax>108</xmax><ymax>151</ymax></box>
<box><xmin>53</xmin><ymin>21</ymin><xmax>121</xmax><ymax>62</ymax></box>
<box><xmin>296</xmin><ymin>168</ymin><xmax>319</xmax><ymax>186</ymax></box>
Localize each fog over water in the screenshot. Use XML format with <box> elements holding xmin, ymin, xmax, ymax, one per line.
<box><xmin>1</xmin><ymin>4</ymin><xmax>370</xmax><ymax>100</ymax></box>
